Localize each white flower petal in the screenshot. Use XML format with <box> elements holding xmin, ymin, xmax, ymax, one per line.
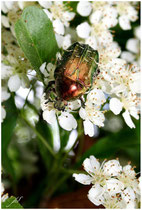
<box><xmin>43</xmin><ymin>109</ymin><xmax>56</xmax><ymax>125</ymax></box>
<box><xmin>1</xmin><ymin>15</ymin><xmax>10</xmax><ymax>28</ymax></box>
<box><xmin>62</xmin><ymin>34</ymin><xmax>71</xmax><ymax>50</ymax></box>
<box><xmin>65</xmin><ymin>129</ymin><xmax>78</xmax><ymax>151</ymax></box>
<box><xmin>87</xmin><ymin>88</ymin><xmax>106</xmax><ymax>106</ymax></box>
<box><xmin>63</xmin><ymin>11</ymin><xmax>75</xmax><ymax>21</ymax></box>
<box><xmin>126</xmin><ymin>38</ymin><xmax>139</xmax><ymax>54</ymax></box>
<box><xmin>119</xmin><ymin>15</ymin><xmax>131</xmax><ymax>30</ymax></box>
<box><xmin>109</xmin><ymin>98</ymin><xmax>123</xmax><ymax>115</ymax></box>
<box><xmin>8</xmin><ymin>75</ymin><xmax>21</xmax><ymax>92</ymax></box>
<box><xmin>1</xmin><ymin>88</ymin><xmax>10</xmax><ymax>102</ymax></box>
<box><xmin>43</xmin><ymin>9</ymin><xmax>53</xmax><ymax>21</ymax></box>
<box><xmin>1</xmin><ymin>107</ymin><xmax>6</xmax><ymax>122</ymax></box>
<box><xmin>55</xmin><ymin>34</ymin><xmax>64</xmax><ymax>48</ymax></box>
<box><xmin>134</xmin><ymin>26</ymin><xmax>140</xmax><ymax>40</ymax></box>
<box><xmin>38</xmin><ymin>1</ymin><xmax>52</xmax><ymax>9</ymax></box>
<box><xmin>53</xmin><ymin>19</ymin><xmax>64</xmax><ymax>35</ymax></box>
<box><xmin>121</xmin><ymin>187</ymin><xmax>135</xmax><ymax>203</ymax></box>
<box><xmin>40</xmin><ymin>62</ymin><xmax>46</xmax><ymax>73</ymax></box>
<box><xmin>85</xmin><ymin>36</ymin><xmax>98</xmax><ymax>50</ymax></box>
<box><xmin>123</xmin><ymin>165</ymin><xmax>136</xmax><ymax>178</ymax></box>
<box><xmin>68</xmin><ymin>100</ymin><xmax>81</xmax><ymax>110</ymax></box>
<box><xmin>121</xmin><ymin>51</ymin><xmax>135</xmax><ymax>62</ymax></box>
<box><xmin>106</xmin><ymin>178</ymin><xmax>124</xmax><ymax>195</ymax></box>
<box><xmin>87</xmin><ymin>184</ymin><xmax>104</xmax><ymax>206</ymax></box>
<box><xmin>77</xmin><ymin>1</ymin><xmax>92</xmax><ymax>17</ymax></box>
<box><xmin>122</xmin><ymin>110</ymin><xmax>135</xmax><ymax>128</ymax></box>
<box><xmin>83</xmin><ymin>155</ymin><xmax>100</xmax><ymax>175</ymax></box>
<box><xmin>73</xmin><ymin>173</ymin><xmax>93</xmax><ymax>185</ymax></box>
<box><xmin>83</xmin><ymin>120</ymin><xmax>95</xmax><ymax>137</ymax></box>
<box><xmin>79</xmin><ymin>107</ymin><xmax>87</xmax><ymax>120</ymax></box>
<box><xmin>76</xmin><ymin>22</ymin><xmax>91</xmax><ymax>39</ymax></box>
<box><xmin>58</xmin><ymin>112</ymin><xmax>77</xmax><ymax>131</ymax></box>
<box><xmin>90</xmin><ymin>11</ymin><xmax>102</xmax><ymax>24</ymax></box>
<box><xmin>103</xmin><ymin>159</ymin><xmax>122</xmax><ymax>176</ymax></box>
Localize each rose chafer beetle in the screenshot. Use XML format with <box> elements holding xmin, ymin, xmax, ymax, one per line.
<box><xmin>45</xmin><ymin>42</ymin><xmax>99</xmax><ymax>110</ymax></box>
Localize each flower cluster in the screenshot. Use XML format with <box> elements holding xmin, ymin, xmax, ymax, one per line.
<box><xmin>73</xmin><ymin>156</ymin><xmax>141</xmax><ymax>209</ymax></box>
<box><xmin>39</xmin><ymin>1</ymin><xmax>75</xmax><ymax>50</ymax></box>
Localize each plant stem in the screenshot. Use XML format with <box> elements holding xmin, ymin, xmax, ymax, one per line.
<box><xmin>21</xmin><ymin>113</ymin><xmax>56</xmax><ymax>158</ymax></box>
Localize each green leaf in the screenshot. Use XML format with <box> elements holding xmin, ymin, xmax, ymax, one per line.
<box><xmin>15</xmin><ymin>6</ymin><xmax>59</xmax><ymax>80</ymax></box>
<box><xmin>2</xmin><ymin>196</ymin><xmax>23</xmax><ymax>209</ymax></box>
<box><xmin>2</xmin><ymin>97</ymin><xmax>18</xmax><ymax>180</ymax></box>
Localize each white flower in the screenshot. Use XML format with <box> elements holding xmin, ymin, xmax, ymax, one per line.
<box><xmin>76</xmin><ymin>22</ymin><xmax>91</xmax><ymax>39</ymax></box>
<box><xmin>73</xmin><ymin>156</ymin><xmax>123</xmax><ymax>188</ymax></box>
<box><xmin>8</xmin><ymin>74</ymin><xmax>21</xmax><ymax>92</ymax></box>
<box><xmin>87</xmin><ymin>88</ymin><xmax>106</xmax><ymax>106</ymax></box>
<box><xmin>116</xmin><ymin>2</ymin><xmax>138</xmax><ymax>30</ymax></box>
<box><xmin>77</xmin><ymin>1</ymin><xmax>92</xmax><ymax>17</ymax></box>
<box><xmin>73</xmin><ymin>156</ymin><xmax>140</xmax><ymax>209</ymax></box>
<box><xmin>41</xmin><ymin>1</ymin><xmax>75</xmax><ymax>34</ymax></box>
<box><xmin>41</xmin><ymin>93</ymin><xmax>77</xmax><ymax>131</ymax></box>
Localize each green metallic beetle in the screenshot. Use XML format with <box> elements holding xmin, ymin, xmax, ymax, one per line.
<box><xmin>45</xmin><ymin>42</ymin><xmax>99</xmax><ymax>110</ymax></box>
